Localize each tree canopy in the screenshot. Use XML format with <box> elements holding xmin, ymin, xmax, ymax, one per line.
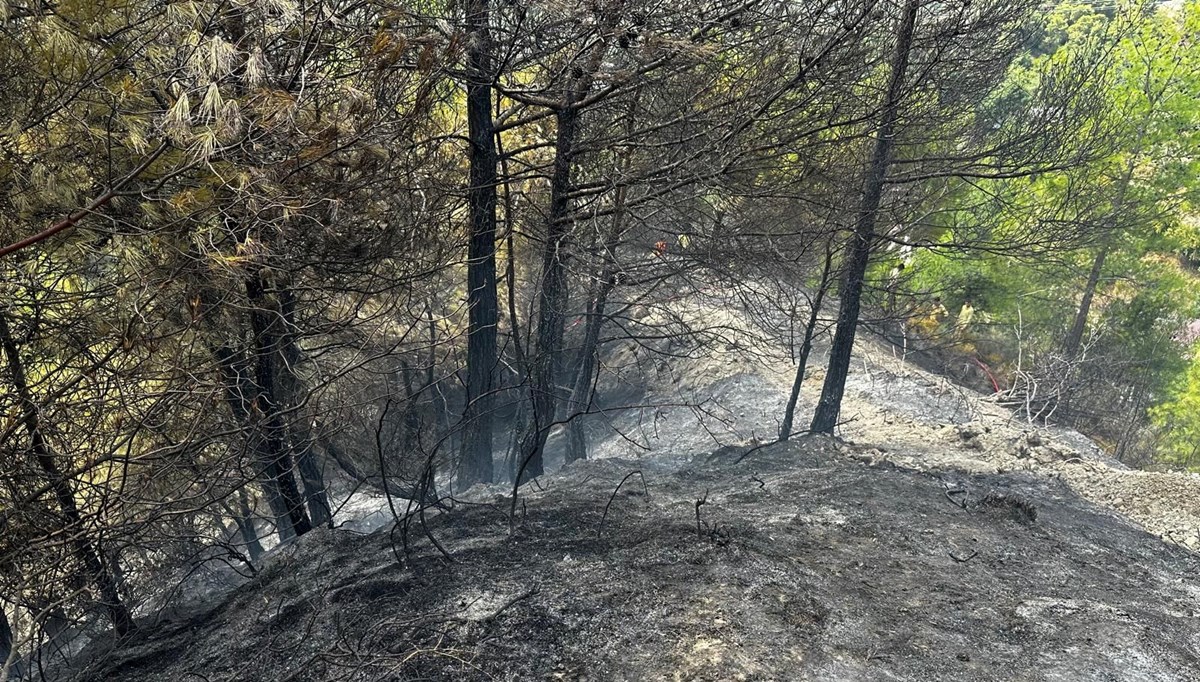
<box><xmin>2</xmin><ymin>0</ymin><xmax>1200</xmax><ymax>663</ymax></box>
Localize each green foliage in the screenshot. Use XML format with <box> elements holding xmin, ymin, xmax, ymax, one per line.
<box><xmin>1150</xmin><ymin>350</ymin><xmax>1200</xmax><ymax>469</ymax></box>
<box><xmin>889</xmin><ymin>0</ymin><xmax>1200</xmax><ymax>461</ymax></box>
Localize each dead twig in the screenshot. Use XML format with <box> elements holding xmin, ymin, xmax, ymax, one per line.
<box><xmin>949</xmin><ymin>549</ymin><xmax>978</xmax><ymax>563</ymax></box>
<box><xmin>695</xmin><ymin>489</ymin><xmax>709</xmax><ymax>538</ymax></box>
<box><xmin>733</xmin><ymin>439</ymin><xmax>775</xmax><ymax>464</ymax></box>
<box><xmin>597</xmin><ymin>470</ymin><xmax>649</xmax><ymax>539</ymax></box>
<box><xmin>486</xmin><ymin>587</ymin><xmax>539</xmax><ymax>621</ymax></box>
<box><xmin>944</xmin><ymin>488</ymin><xmax>969</xmax><ymax>510</ymax></box>
<box><xmin>866</xmin><ymin>648</ymin><xmax>892</xmax><ymax>663</ymax></box>
<box><xmin>460</xmin><ymin>587</ymin><xmax>541</xmax><ymax>625</ymax></box>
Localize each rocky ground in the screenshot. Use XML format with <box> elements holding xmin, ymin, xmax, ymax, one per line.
<box><xmin>45</xmin><ymin>297</ymin><xmax>1200</xmax><ymax>680</ymax></box>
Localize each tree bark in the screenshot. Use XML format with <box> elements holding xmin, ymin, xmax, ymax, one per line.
<box><xmin>0</xmin><ymin>313</ymin><xmax>136</xmax><ymax>637</ymax></box>
<box><xmin>242</xmin><ymin>275</ymin><xmax>312</xmax><ymax>539</ymax></box>
<box><xmin>811</xmin><ymin>0</ymin><xmax>919</xmax><ymax>434</ymax></box>
<box><xmin>458</xmin><ymin>0</ymin><xmax>501</xmax><ymax>489</ymax></box>
<box><xmin>278</xmin><ymin>289</ymin><xmax>331</xmax><ymax>527</ymax></box>
<box><xmin>517</xmin><ymin>104</ymin><xmax>580</xmax><ymax>482</ymax></box>
<box><xmin>1062</xmin><ymin>242</ymin><xmax>1110</xmax><ymax>362</ymax></box>
<box><xmin>780</xmin><ymin>243</ymin><xmax>835</xmax><ymax>440</ymax></box>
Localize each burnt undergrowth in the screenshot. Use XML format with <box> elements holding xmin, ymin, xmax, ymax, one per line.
<box><xmin>58</xmin><ymin>437</ymin><xmax>1200</xmax><ymax>681</ymax></box>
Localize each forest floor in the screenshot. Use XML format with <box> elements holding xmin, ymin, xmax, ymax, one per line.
<box><xmin>61</xmin><ymin>297</ymin><xmax>1200</xmax><ymax>681</ymax></box>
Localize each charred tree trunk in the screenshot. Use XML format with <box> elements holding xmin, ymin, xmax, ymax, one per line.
<box><xmin>234</xmin><ymin>488</ymin><xmax>266</xmax><ymax>561</ymax></box>
<box><xmin>1059</xmin><ymin>164</ymin><xmax>1134</xmax><ymax>422</ymax></box>
<box><xmin>780</xmin><ymin>243</ymin><xmax>835</xmax><ymax>440</ymax></box>
<box><xmin>562</xmin><ymin>86</ymin><xmax>640</xmax><ymax>465</ymax></box>
<box><xmin>0</xmin><ymin>313</ymin><xmax>136</xmax><ymax>637</ymax></box>
<box><xmin>563</xmin><ymin>273</ymin><xmax>616</xmax><ymax>464</ymax></box>
<box><xmin>498</xmin><ymin>74</ymin><xmax>529</xmax><ymax>484</ymax></box>
<box><xmin>505</xmin><ymin>400</ymin><xmax>528</xmax><ymax>482</ymax></box>
<box><xmin>458</xmin><ymin>0</ymin><xmax>501</xmax><ymax>489</ymax></box>
<box><xmin>278</xmin><ymin>289</ymin><xmax>331</xmax><ymax>528</ymax></box>
<box><xmin>215</xmin><ymin>344</ymin><xmax>296</xmax><ymax>539</ymax></box>
<box><xmin>243</xmin><ymin>275</ymin><xmax>312</xmax><ymax>539</ymax></box>
<box><xmin>1</xmin><ymin>604</ymin><xmax>14</xmax><ymax>673</ymax></box>
<box><xmin>424</xmin><ymin>308</ymin><xmax>453</xmax><ymax>449</ymax></box>
<box><xmin>513</xmin><ymin>4</ymin><xmax>622</xmax><ymax>483</ymax></box>
<box><xmin>811</xmin><ymin>0</ymin><xmax>919</xmax><ymax>435</ymax></box>
<box><xmin>292</xmin><ymin>440</ymin><xmax>330</xmax><ymax>528</ymax></box>
<box><xmin>517</xmin><ymin>104</ymin><xmax>580</xmax><ymax>482</ymax></box>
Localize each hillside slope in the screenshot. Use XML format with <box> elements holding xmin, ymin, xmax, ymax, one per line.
<box><xmin>573</xmin><ymin>298</ymin><xmax>1200</xmax><ymax>555</ymax></box>
<box><xmin>75</xmin><ymin>436</ymin><xmax>1200</xmax><ymax>681</ymax></box>
<box><xmin>48</xmin><ymin>297</ymin><xmax>1200</xmax><ymax>682</ymax></box>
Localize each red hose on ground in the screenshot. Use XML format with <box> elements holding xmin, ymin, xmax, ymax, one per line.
<box><xmin>974</xmin><ymin>357</ymin><xmax>1000</xmax><ymax>393</ymax></box>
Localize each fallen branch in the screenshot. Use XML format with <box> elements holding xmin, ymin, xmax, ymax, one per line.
<box><xmin>733</xmin><ymin>439</ymin><xmax>775</xmax><ymax>464</ymax></box>
<box><xmin>944</xmin><ymin>488</ymin><xmax>969</xmax><ymax>510</ymax></box>
<box><xmin>467</xmin><ymin>587</ymin><xmax>540</xmax><ymax>625</ymax></box>
<box><xmin>949</xmin><ymin>549</ymin><xmax>978</xmax><ymax>563</ymax></box>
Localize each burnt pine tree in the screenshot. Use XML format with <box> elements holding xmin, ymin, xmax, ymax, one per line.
<box><xmin>513</xmin><ymin>4</ymin><xmax>624</xmax><ymax>483</ymax></box>
<box><xmin>278</xmin><ymin>287</ymin><xmax>332</xmax><ymax>527</ymax></box>
<box><xmin>0</xmin><ymin>312</ymin><xmax>136</xmax><ymax>637</ymax></box>
<box><xmin>810</xmin><ymin>0</ymin><xmax>920</xmax><ymax>434</ymax></box>
<box><xmin>780</xmin><ymin>240</ymin><xmax>836</xmax><ymax>440</ymax></box>
<box><xmin>243</xmin><ymin>271</ymin><xmax>314</xmax><ymax>539</ymax></box>
<box><xmin>458</xmin><ymin>0</ymin><xmax>501</xmax><ymax>488</ymax></box>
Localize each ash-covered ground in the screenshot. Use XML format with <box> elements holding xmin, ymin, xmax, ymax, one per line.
<box><xmin>51</xmin><ymin>299</ymin><xmax>1200</xmax><ymax>681</ymax></box>
<box><xmin>77</xmin><ymin>437</ymin><xmax>1200</xmax><ymax>681</ymax></box>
